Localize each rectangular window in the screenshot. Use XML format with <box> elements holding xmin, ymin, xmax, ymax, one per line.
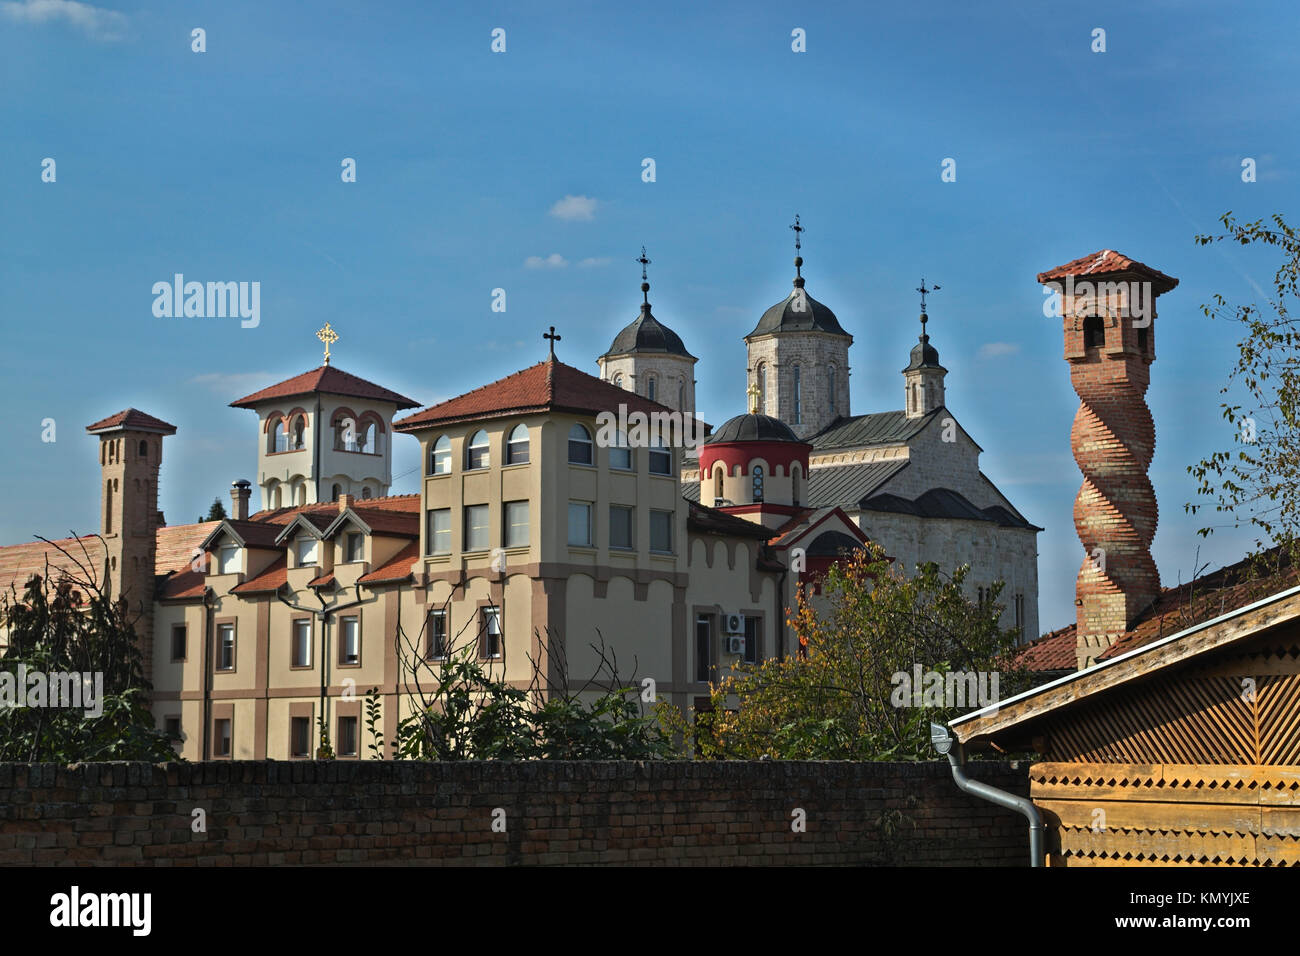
<box><xmin>218</xmin><ymin>543</ymin><xmax>240</xmax><ymax>575</ymax></box>
<box><xmin>427</xmin><ymin>508</ymin><xmax>451</xmax><ymax>555</ymax></box>
<box><xmin>217</xmin><ymin>623</ymin><xmax>235</xmax><ymax>671</ymax></box>
<box><xmin>1014</xmin><ymin>593</ymin><xmax>1025</xmax><ymax>632</ymax></box>
<box><xmin>609</xmin><ymin>504</ymin><xmax>634</xmax><ymax>550</ymax></box>
<box><xmin>339</xmin><ymin>615</ymin><xmax>360</xmax><ymax>665</ymax></box>
<box><xmin>345</xmin><ymin>532</ymin><xmax>364</xmax><ymax>562</ymax></box>
<box><xmin>427</xmin><ymin>608</ymin><xmax>448</xmax><ymax>660</ymax></box>
<box><xmin>464</xmin><ymin>504</ymin><xmax>489</xmax><ymax>551</ymax></box>
<box><xmin>215</xmin><ymin>718</ymin><xmax>232</xmax><ymax>757</ymax></box>
<box><xmin>338</xmin><ymin>716</ymin><xmax>358</xmax><ymax>757</ymax></box>
<box><xmin>170</xmin><ymin>624</ymin><xmax>186</xmax><ymax>661</ymax></box>
<box><xmin>290</xmin><ymin>716</ymin><xmax>311</xmax><ymax>758</ymax></box>
<box><xmin>695</xmin><ymin>614</ymin><xmax>712</xmax><ymax>683</ymax></box>
<box><xmin>480</xmin><ymin>606</ymin><xmax>502</xmax><ymax>659</ymax></box>
<box><xmin>296</xmin><ymin>536</ymin><xmax>318</xmax><ymax>566</ymax></box>
<box><xmin>504</xmin><ymin>500</ymin><xmax>530</xmax><ymax>548</ymax></box>
<box><xmin>744</xmin><ymin>615</ymin><xmax>760</xmax><ymax>665</ymax></box>
<box><xmin>164</xmin><ymin>716</ymin><xmax>182</xmax><ymax>741</ymax></box>
<box><xmin>609</xmin><ymin>444</ymin><xmax>632</xmax><ymax>471</ymax></box>
<box><xmin>648</xmin><ymin>444</ymin><xmax>672</xmax><ymax>475</ymax></box>
<box><xmin>292</xmin><ymin>618</ymin><xmax>312</xmax><ymax>667</ymax></box>
<box><xmin>568</xmin><ymin>501</ymin><xmax>592</xmax><ymax>547</ymax></box>
<box><xmin>649</xmin><ymin>510</ymin><xmax>673</xmax><ymax>553</ymax></box>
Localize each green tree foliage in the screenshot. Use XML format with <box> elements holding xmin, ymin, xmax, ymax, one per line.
<box><xmin>1188</xmin><ymin>212</ymin><xmax>1300</xmax><ymax>567</ymax></box>
<box><xmin>0</xmin><ymin>541</ymin><xmax>177</xmax><ymax>762</ymax></box>
<box><xmin>201</xmin><ymin>497</ymin><xmax>228</xmax><ymax>523</ymax></box>
<box><xmin>662</xmin><ymin>544</ymin><xmax>1029</xmax><ymax>761</ymax></box>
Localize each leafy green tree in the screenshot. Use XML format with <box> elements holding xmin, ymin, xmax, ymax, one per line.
<box><xmin>0</xmin><ymin>541</ymin><xmax>177</xmax><ymax>762</ymax></box>
<box><xmin>1187</xmin><ymin>213</ymin><xmax>1300</xmax><ymax>569</ymax></box>
<box><xmin>662</xmin><ymin>543</ymin><xmax>1028</xmax><ymax>761</ymax></box>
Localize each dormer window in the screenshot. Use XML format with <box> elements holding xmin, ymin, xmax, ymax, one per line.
<box><xmin>217</xmin><ymin>543</ymin><xmax>240</xmax><ymax>575</ymax></box>
<box><xmin>1083</xmin><ymin>315</ymin><xmax>1105</xmax><ymax>349</ymax></box>
<box><xmin>296</xmin><ymin>537</ymin><xmax>318</xmax><ymax>567</ymax></box>
<box><xmin>344</xmin><ymin>533</ymin><xmax>364</xmax><ymax>562</ymax></box>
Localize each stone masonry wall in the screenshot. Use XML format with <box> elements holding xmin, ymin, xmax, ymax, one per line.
<box><xmin>0</xmin><ymin>759</ymin><xmax>1030</xmax><ymax>866</ymax></box>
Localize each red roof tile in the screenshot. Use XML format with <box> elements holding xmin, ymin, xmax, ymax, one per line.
<box><xmin>85</xmin><ymin>408</ymin><xmax>177</xmax><ymax>434</ymax></box>
<box><xmin>358</xmin><ymin>543</ymin><xmax>418</xmax><ymax>585</ymax></box>
<box><xmin>394</xmin><ymin>357</ymin><xmax>682</xmax><ymax>431</ymax></box>
<box><xmin>231</xmin><ymin>556</ymin><xmax>287</xmax><ymax>594</ymax></box>
<box><xmin>1009</xmin><ymin>625</ymin><xmax>1077</xmax><ymax>673</ymax></box>
<box><xmin>343</xmin><ymin>508</ymin><xmax>418</xmax><ymax>538</ymax></box>
<box><xmin>230</xmin><ymin>365</ymin><xmax>419</xmax><ymax>410</ymax></box>
<box><xmin>306</xmin><ymin>572</ymin><xmax>335</xmax><ymax>589</ymax></box>
<box><xmin>0</xmin><ymin>535</ymin><xmax>106</xmax><ymax>593</ymax></box>
<box><xmin>159</xmin><ymin>567</ymin><xmax>206</xmax><ymax>600</ymax></box>
<box><xmin>1036</xmin><ymin>249</ymin><xmax>1178</xmax><ymax>293</ymax></box>
<box><xmin>156</xmin><ymin>523</ymin><xmax>220</xmax><ymax>573</ymax></box>
<box><xmin>248</xmin><ymin>493</ymin><xmax>420</xmax><ymax>525</ymax></box>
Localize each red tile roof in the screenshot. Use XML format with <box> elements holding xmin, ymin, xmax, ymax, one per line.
<box><xmin>249</xmin><ymin>493</ymin><xmax>420</xmax><ymax>525</ymax></box>
<box><xmin>158</xmin><ymin>567</ymin><xmax>206</xmax><ymax>600</ymax></box>
<box><xmin>1018</xmin><ymin>548</ymin><xmax>1300</xmax><ymax>672</ymax></box>
<box><xmin>156</xmin><ymin>523</ymin><xmax>220</xmax><ymax>573</ymax></box>
<box><xmin>1036</xmin><ymin>249</ymin><xmax>1178</xmax><ymax>293</ymax></box>
<box><xmin>342</xmin><ymin>507</ymin><xmax>418</xmax><ymax>538</ymax></box>
<box><xmin>394</xmin><ymin>357</ymin><xmax>681</xmax><ymax>431</ymax></box>
<box><xmin>1009</xmin><ymin>625</ymin><xmax>1077</xmax><ymax>673</ymax></box>
<box><xmin>358</xmin><ymin>543</ymin><xmax>418</xmax><ymax>585</ymax></box>
<box><xmin>306</xmin><ymin>572</ymin><xmax>335</xmax><ymax>589</ymax></box>
<box><xmin>230</xmin><ymin>365</ymin><xmax>420</xmax><ymax>410</ymax></box>
<box><xmin>85</xmin><ymin>408</ymin><xmax>177</xmax><ymax>434</ymax></box>
<box><xmin>0</xmin><ymin>535</ymin><xmax>106</xmax><ymax>593</ymax></box>
<box><xmin>231</xmin><ymin>556</ymin><xmax>287</xmax><ymax>594</ymax></box>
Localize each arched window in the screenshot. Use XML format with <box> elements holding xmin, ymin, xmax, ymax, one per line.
<box><xmin>361</xmin><ymin>487</ymin><xmax>372</xmax><ymax>500</ymax></box>
<box><xmin>756</xmin><ymin>362</ymin><xmax>767</xmax><ymax>413</ymax></box>
<box><xmin>647</xmin><ymin>375</ymin><xmax>657</xmax><ymax>403</ymax></box>
<box><xmin>294</xmin><ymin>484</ymin><xmax>306</xmax><ymax>507</ymax></box>
<box><xmin>466</xmin><ymin>430</ymin><xmax>490</xmax><ymax>470</ymax></box>
<box><xmin>273</xmin><ymin>420</ymin><xmax>290</xmax><ymax>453</ymax></box>
<box><xmin>292</xmin><ymin>416</ymin><xmax>305</xmax><ymax>450</ymax></box>
<box><xmin>752</xmin><ymin>465</ymin><xmax>764</xmax><ymax>502</ymax></box>
<box><xmin>138</xmin><ymin>439</ymin><xmax>148</xmax><ymax>458</ymax></box>
<box><xmin>271</xmin><ymin>483</ymin><xmax>283</xmax><ymax>509</ymax></box>
<box><xmin>792</xmin><ymin>464</ymin><xmax>801</xmax><ymax>506</ymax></box>
<box><xmin>506</xmin><ymin>424</ymin><xmax>530</xmax><ymax>465</ymax></box>
<box><xmin>612</xmin><ymin>372</ymin><xmax>623</xmax><ymax>388</ymax></box>
<box><xmin>568</xmin><ymin>423</ymin><xmax>594</xmax><ymax>465</ymax></box>
<box><xmin>677</xmin><ymin>380</ymin><xmax>684</xmax><ymax>410</ymax></box>
<box><xmin>609</xmin><ymin>431</ymin><xmax>632</xmax><ymax>470</ymax></box>
<box><xmin>792</xmin><ymin>365</ymin><xmax>802</xmax><ymax>424</ymax></box>
<box><xmin>430</xmin><ymin>435</ymin><xmax>451</xmax><ymax>475</ymax></box>
<box><xmin>828</xmin><ymin>366</ymin><xmax>836</xmax><ymax>415</ymax></box>
<box><xmin>105</xmin><ymin>480</ymin><xmax>113</xmax><ymax>534</ymax></box>
<box><xmin>1083</xmin><ymin>315</ymin><xmax>1105</xmax><ymax>349</ymax></box>
<box><xmin>332</xmin><ymin>483</ymin><xmax>342</xmax><ymax>501</ymax></box>
<box><xmin>357</xmin><ymin>422</ymin><xmax>372</xmax><ymax>453</ymax></box>
<box><xmin>714</xmin><ymin>466</ymin><xmax>724</xmax><ymax>505</ymax></box>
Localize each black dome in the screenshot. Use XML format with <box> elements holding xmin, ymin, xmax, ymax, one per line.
<box><xmin>602</xmin><ymin>304</ymin><xmax>694</xmax><ymax>359</ymax></box>
<box><xmin>748</xmin><ymin>281</ymin><xmax>850</xmax><ymax>339</ymax></box>
<box><xmin>706</xmin><ymin>413</ymin><xmax>802</xmax><ymax>444</ymax></box>
<box><xmin>903</xmin><ymin>331</ymin><xmax>944</xmax><ymax>372</ymax></box>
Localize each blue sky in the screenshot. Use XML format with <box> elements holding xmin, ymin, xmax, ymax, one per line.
<box><xmin>1</xmin><ymin>0</ymin><xmax>1296</xmax><ymax>632</ymax></box>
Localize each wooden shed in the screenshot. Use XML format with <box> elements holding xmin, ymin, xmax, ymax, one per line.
<box><xmin>949</xmin><ymin>583</ymin><xmax>1300</xmax><ymax>866</ymax></box>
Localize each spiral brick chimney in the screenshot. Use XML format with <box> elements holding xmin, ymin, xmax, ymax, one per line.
<box><xmin>1037</xmin><ymin>251</ymin><xmax>1178</xmax><ymax>669</ymax></box>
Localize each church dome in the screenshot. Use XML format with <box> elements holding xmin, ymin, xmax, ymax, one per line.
<box><xmin>902</xmin><ymin>314</ymin><xmax>945</xmax><ymax>371</ymax></box>
<box><xmin>707</xmin><ymin>413</ymin><xmax>801</xmax><ymax>444</ymax></box>
<box><xmin>602</xmin><ymin>304</ymin><xmax>694</xmax><ymax>359</ymax></box>
<box><xmin>748</xmin><ymin>255</ymin><xmax>850</xmax><ymax>339</ymax></box>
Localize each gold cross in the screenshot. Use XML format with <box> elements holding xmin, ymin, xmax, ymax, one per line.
<box><xmin>316</xmin><ymin>323</ymin><xmax>339</xmax><ymax>365</ymax></box>
<box><xmin>746</xmin><ymin>381</ymin><xmax>761</xmax><ymax>414</ymax></box>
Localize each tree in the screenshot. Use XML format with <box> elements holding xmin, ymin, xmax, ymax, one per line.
<box><xmin>1187</xmin><ymin>212</ymin><xmax>1300</xmax><ymax>568</ymax></box>
<box><xmin>0</xmin><ymin>537</ymin><xmax>177</xmax><ymax>762</ymax></box>
<box><xmin>200</xmin><ymin>497</ymin><xmax>228</xmax><ymax>523</ymax></box>
<box><xmin>662</xmin><ymin>543</ymin><xmax>1028</xmax><ymax>761</ymax></box>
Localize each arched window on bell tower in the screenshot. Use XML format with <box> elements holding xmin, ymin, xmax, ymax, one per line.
<box><xmin>756</xmin><ymin>362</ymin><xmax>767</xmax><ymax>414</ymax></box>
<box><xmin>1083</xmin><ymin>315</ymin><xmax>1105</xmax><ymax>349</ymax></box>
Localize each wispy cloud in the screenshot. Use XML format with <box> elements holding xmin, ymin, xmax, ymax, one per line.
<box><xmin>577</xmin><ymin>257</ymin><xmax>610</xmax><ymax>268</ymax></box>
<box><xmin>189</xmin><ymin>372</ymin><xmax>276</xmax><ymax>395</ymax></box>
<box><xmin>548</xmin><ymin>195</ymin><xmax>597</xmax><ymax>221</ymax></box>
<box><xmin>525</xmin><ymin>253</ymin><xmax>568</xmax><ymax>269</ymax></box>
<box><xmin>978</xmin><ymin>342</ymin><xmax>1021</xmax><ymax>359</ymax></box>
<box><xmin>0</xmin><ymin>0</ymin><xmax>128</xmax><ymax>41</ymax></box>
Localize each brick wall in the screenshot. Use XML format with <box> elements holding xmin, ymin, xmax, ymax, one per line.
<box><xmin>0</xmin><ymin>759</ymin><xmax>1030</xmax><ymax>866</ymax></box>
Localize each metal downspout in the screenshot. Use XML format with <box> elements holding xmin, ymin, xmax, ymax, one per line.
<box><xmin>932</xmin><ymin>724</ymin><xmax>1044</xmax><ymax>867</ymax></box>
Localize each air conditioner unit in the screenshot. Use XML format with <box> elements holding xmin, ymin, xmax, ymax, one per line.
<box><xmin>724</xmin><ymin>635</ymin><xmax>745</xmax><ymax>655</ymax></box>
<box><xmin>723</xmin><ymin>612</ymin><xmax>744</xmax><ymax>635</ymax></box>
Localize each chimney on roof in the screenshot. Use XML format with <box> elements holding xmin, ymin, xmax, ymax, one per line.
<box><xmin>338</xmin><ymin>493</ymin><xmax>354</xmax><ymax>513</ymax></box>
<box><xmin>231</xmin><ymin>479</ymin><xmax>252</xmax><ymax>521</ymax></box>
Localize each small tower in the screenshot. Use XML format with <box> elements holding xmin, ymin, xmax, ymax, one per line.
<box><xmin>85</xmin><ymin>407</ymin><xmax>177</xmax><ymax>681</ymax></box>
<box><xmin>1037</xmin><ymin>250</ymin><xmax>1178</xmax><ymax>669</ymax></box>
<box><xmin>230</xmin><ymin>325</ymin><xmax>420</xmax><ymax>510</ymax></box>
<box><xmin>598</xmin><ymin>248</ymin><xmax>698</xmax><ymax>414</ymax></box>
<box><xmin>903</xmin><ymin>280</ymin><xmax>947</xmax><ymax>418</ymax></box>
<box><xmin>745</xmin><ymin>216</ymin><xmax>852</xmax><ymax>439</ymax></box>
